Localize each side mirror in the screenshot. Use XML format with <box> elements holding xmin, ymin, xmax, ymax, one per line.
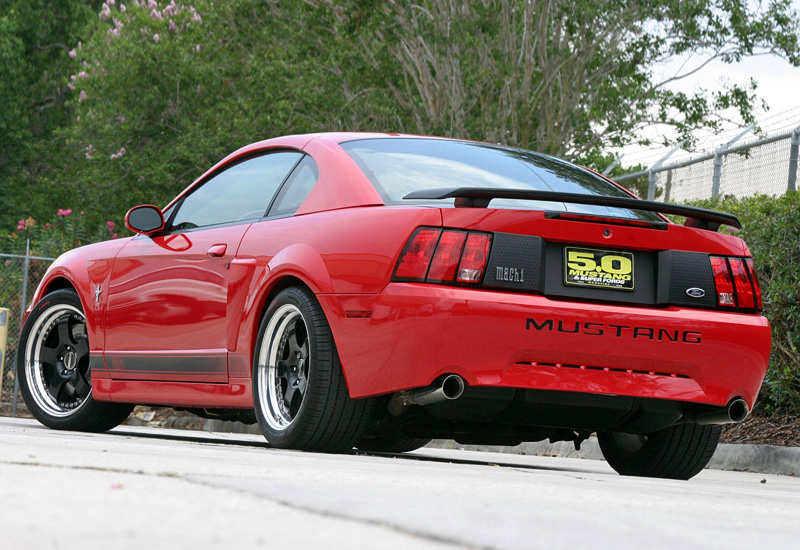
<box><xmin>125</xmin><ymin>205</ymin><xmax>165</xmax><ymax>235</ymax></box>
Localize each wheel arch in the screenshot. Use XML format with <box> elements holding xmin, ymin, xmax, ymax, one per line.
<box><xmin>248</xmin><ymin>274</ymin><xmax>318</xmax><ymax>376</ymax></box>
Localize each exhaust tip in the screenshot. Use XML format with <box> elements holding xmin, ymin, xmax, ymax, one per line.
<box><xmin>728</xmin><ymin>398</ymin><xmax>749</xmax><ymax>423</ymax></box>
<box><xmin>441</xmin><ymin>374</ymin><xmax>465</xmax><ymax>400</ymax></box>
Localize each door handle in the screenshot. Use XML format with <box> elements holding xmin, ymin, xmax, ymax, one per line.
<box><xmin>207</xmin><ymin>244</ymin><xmax>227</xmax><ymax>257</ymax></box>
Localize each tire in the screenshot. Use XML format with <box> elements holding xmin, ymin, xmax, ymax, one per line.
<box><xmin>18</xmin><ymin>289</ymin><xmax>134</xmax><ymax>432</ymax></box>
<box><xmin>597</xmin><ymin>423</ymin><xmax>722</xmax><ymax>480</ymax></box>
<box><xmin>356</xmin><ymin>433</ymin><xmax>432</xmax><ymax>454</ymax></box>
<box><xmin>252</xmin><ymin>286</ymin><xmax>373</xmax><ymax>453</ymax></box>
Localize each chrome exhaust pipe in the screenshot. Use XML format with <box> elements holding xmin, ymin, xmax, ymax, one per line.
<box><xmin>409</xmin><ymin>374</ymin><xmax>465</xmax><ymax>406</ymax></box>
<box><xmin>388</xmin><ymin>375</ymin><xmax>465</xmax><ymax>416</ymax></box>
<box><xmin>685</xmin><ymin>398</ymin><xmax>749</xmax><ymax>425</ymax></box>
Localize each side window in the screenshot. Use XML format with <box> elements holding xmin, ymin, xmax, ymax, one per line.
<box><xmin>268</xmin><ymin>155</ymin><xmax>319</xmax><ymax>217</ymax></box>
<box><xmin>169</xmin><ymin>151</ymin><xmax>303</xmax><ymax>230</ymax></box>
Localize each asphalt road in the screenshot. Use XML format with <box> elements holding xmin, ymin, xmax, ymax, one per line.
<box><xmin>1</xmin><ymin>417</ymin><xmax>798</xmax><ymax>550</ymax></box>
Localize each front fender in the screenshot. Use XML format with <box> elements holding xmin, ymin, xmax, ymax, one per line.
<box><xmin>25</xmin><ymin>239</ymin><xmax>129</xmax><ymax>354</ymax></box>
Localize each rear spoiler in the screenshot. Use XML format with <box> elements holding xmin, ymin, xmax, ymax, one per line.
<box><xmin>403</xmin><ymin>187</ymin><xmax>740</xmax><ymax>231</ymax></box>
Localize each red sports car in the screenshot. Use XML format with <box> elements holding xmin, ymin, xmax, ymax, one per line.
<box><xmin>19</xmin><ymin>133</ymin><xmax>770</xmax><ymax>479</ymax></box>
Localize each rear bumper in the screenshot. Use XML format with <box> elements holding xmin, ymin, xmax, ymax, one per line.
<box><xmin>320</xmin><ymin>283</ymin><xmax>771</xmax><ymax>408</ymax></box>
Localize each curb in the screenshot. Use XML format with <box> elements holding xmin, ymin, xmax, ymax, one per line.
<box><xmin>202</xmin><ymin>419</ymin><xmax>800</xmax><ymax>476</ymax></box>
<box><xmin>426</xmin><ymin>438</ymin><xmax>800</xmax><ymax>477</ymax></box>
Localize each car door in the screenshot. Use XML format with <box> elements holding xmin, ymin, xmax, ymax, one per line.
<box><xmin>104</xmin><ymin>150</ymin><xmax>304</xmax><ymax>382</ymax></box>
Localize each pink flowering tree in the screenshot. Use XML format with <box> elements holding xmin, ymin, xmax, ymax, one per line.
<box><xmin>56</xmin><ymin>0</ymin><xmax>333</xmax><ymax>228</ymax></box>
<box><xmin>5</xmin><ymin>209</ymin><xmax>118</xmax><ymax>258</ymax></box>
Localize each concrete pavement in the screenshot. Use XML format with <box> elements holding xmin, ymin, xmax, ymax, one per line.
<box><xmin>1</xmin><ymin>417</ymin><xmax>799</xmax><ymax>550</ymax></box>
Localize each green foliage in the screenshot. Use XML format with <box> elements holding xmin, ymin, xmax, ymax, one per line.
<box><xmin>3</xmin><ymin>210</ymin><xmax>116</xmax><ymax>258</ymax></box>
<box><xmin>2</xmin><ymin>0</ymin><xmax>799</xmax><ymax>230</ymax></box>
<box><xmin>691</xmin><ymin>193</ymin><xmax>800</xmax><ymax>413</ymax></box>
<box><xmin>0</xmin><ymin>0</ymin><xmax>100</xmax><ymax>230</ymax></box>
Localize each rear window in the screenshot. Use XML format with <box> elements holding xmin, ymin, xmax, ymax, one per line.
<box><xmin>341</xmin><ymin>138</ymin><xmax>661</xmax><ymax>221</ymax></box>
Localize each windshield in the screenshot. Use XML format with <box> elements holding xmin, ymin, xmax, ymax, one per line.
<box><xmin>341</xmin><ymin>138</ymin><xmax>661</xmax><ymax>221</ymax></box>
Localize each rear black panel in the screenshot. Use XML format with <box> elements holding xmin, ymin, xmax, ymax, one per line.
<box><xmin>480</xmin><ymin>231</ymin><xmax>721</xmax><ymax>310</ymax></box>
<box><xmin>483</xmin><ymin>233</ymin><xmax>544</xmax><ymax>292</ymax></box>
<box><xmin>656</xmin><ymin>250</ymin><xmax>716</xmax><ymax>308</ymax></box>
<box><xmin>543</xmin><ymin>242</ymin><xmax>657</xmax><ymax>306</ymax></box>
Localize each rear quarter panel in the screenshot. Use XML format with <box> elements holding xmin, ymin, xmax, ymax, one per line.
<box><xmin>228</xmin><ymin>206</ymin><xmax>441</xmax><ymax>379</ymax></box>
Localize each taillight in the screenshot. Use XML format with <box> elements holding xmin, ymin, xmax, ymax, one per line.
<box><xmin>728</xmin><ymin>258</ymin><xmax>755</xmax><ymax>309</ymax></box>
<box><xmin>393</xmin><ymin>228</ymin><xmax>441</xmax><ymax>281</ymax></box>
<box><xmin>456</xmin><ymin>233</ymin><xmax>491</xmax><ymax>283</ymax></box>
<box><xmin>392</xmin><ymin>227</ymin><xmax>492</xmax><ymax>285</ymax></box>
<box><xmin>744</xmin><ymin>258</ymin><xmax>763</xmax><ymax>309</ymax></box>
<box><xmin>710</xmin><ymin>256</ymin><xmax>762</xmax><ymax>311</ymax></box>
<box><xmin>710</xmin><ymin>257</ymin><xmax>735</xmax><ymax>307</ymax></box>
<box><xmin>427</xmin><ymin>231</ymin><xmax>467</xmax><ymax>282</ymax></box>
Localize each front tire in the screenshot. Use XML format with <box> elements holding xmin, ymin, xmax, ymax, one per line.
<box><xmin>252</xmin><ymin>286</ymin><xmax>373</xmax><ymax>453</ymax></box>
<box><xmin>597</xmin><ymin>424</ymin><xmax>721</xmax><ymax>480</ymax></box>
<box><xmin>18</xmin><ymin>289</ymin><xmax>133</xmax><ymax>432</ymax></box>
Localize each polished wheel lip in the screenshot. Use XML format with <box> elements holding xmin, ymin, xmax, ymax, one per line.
<box><xmin>257</xmin><ymin>303</ymin><xmax>310</xmax><ymax>432</ymax></box>
<box><xmin>25</xmin><ymin>303</ymin><xmax>91</xmax><ymax>418</ymax></box>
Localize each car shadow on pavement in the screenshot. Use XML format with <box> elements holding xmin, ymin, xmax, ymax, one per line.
<box><xmin>109</xmin><ymin>426</ymin><xmax>600</xmax><ymax>475</ymax></box>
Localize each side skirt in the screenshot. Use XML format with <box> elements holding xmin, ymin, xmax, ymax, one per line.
<box><xmin>92</xmin><ymin>377</ymin><xmax>254</xmax><ymax>409</ymax></box>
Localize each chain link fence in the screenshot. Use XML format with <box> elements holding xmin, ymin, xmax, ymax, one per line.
<box><xmin>0</xmin><ymin>248</ymin><xmax>55</xmax><ymax>415</ymax></box>
<box><xmin>614</xmin><ymin>127</ymin><xmax>800</xmax><ymax>203</ymax></box>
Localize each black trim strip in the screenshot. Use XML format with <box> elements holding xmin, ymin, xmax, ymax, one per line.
<box><xmin>106</xmin><ymin>354</ymin><xmax>226</xmax><ymax>374</ymax></box>
<box><xmin>403</xmin><ymin>187</ymin><xmax>740</xmax><ymax>230</ymax></box>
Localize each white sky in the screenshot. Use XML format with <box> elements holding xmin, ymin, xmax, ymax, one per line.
<box><xmin>617</xmin><ymin>1</ymin><xmax>800</xmax><ymax>169</ymax></box>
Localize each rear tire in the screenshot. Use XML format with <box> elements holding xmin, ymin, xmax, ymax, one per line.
<box><xmin>252</xmin><ymin>286</ymin><xmax>373</xmax><ymax>453</ymax></box>
<box><xmin>597</xmin><ymin>423</ymin><xmax>721</xmax><ymax>480</ymax></box>
<box><xmin>18</xmin><ymin>289</ymin><xmax>134</xmax><ymax>432</ymax></box>
<box><xmin>356</xmin><ymin>433</ymin><xmax>432</xmax><ymax>453</ymax></box>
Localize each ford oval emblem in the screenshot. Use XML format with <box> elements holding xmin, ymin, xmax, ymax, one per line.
<box><xmin>686</xmin><ymin>288</ymin><xmax>706</xmax><ymax>298</ymax></box>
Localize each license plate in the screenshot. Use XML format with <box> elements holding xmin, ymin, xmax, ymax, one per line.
<box><xmin>564</xmin><ymin>246</ymin><xmax>634</xmax><ymax>291</ymax></box>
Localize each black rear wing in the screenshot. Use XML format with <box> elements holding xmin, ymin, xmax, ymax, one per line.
<box><xmin>403</xmin><ymin>187</ymin><xmax>740</xmax><ymax>231</ymax></box>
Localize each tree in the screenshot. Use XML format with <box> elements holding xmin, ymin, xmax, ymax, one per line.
<box><xmin>0</xmin><ymin>0</ymin><xmax>100</xmax><ymax>230</ymax></box>
<box><xmin>309</xmin><ymin>0</ymin><xmax>800</xmax><ymax>159</ymax></box>
<box><xmin>2</xmin><ymin>0</ymin><xmax>799</xmax><ymax>231</ymax></box>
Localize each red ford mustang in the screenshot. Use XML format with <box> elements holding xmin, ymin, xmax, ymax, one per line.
<box><xmin>19</xmin><ymin>133</ymin><xmax>770</xmax><ymax>479</ymax></box>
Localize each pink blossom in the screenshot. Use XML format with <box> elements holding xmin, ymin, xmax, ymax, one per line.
<box><xmin>192</xmin><ymin>12</ymin><xmax>201</xmax><ymax>23</ymax></box>
<box><xmin>81</xmin><ymin>211</ymin><xmax>85</xmax><ymax>215</ymax></box>
<box><xmin>85</xmin><ymin>144</ymin><xmax>95</xmax><ymax>159</ymax></box>
<box><xmin>107</xmin><ymin>221</ymin><xmax>116</xmax><ymax>232</ymax></box>
<box><xmin>70</xmin><ymin>74</ymin><xmax>77</xmax><ymax>82</ymax></box>
<box><xmin>120</xmin><ymin>4</ymin><xmax>126</xmax><ymax>12</ymax></box>
<box><xmin>44</xmin><ymin>223</ymin><xmax>55</xmax><ymax>230</ymax></box>
<box><xmin>78</xmin><ymin>71</ymin><xmax>88</xmax><ymax>79</ymax></box>
<box><xmin>78</xmin><ymin>41</ymin><xmax>82</xmax><ymax>49</ymax></box>
<box><xmin>67</xmin><ymin>83</ymin><xmax>75</xmax><ymax>90</ymax></box>
<box><xmin>17</xmin><ymin>220</ymin><xmax>25</xmax><ymax>231</ymax></box>
<box><xmin>57</xmin><ymin>209</ymin><xmax>73</xmax><ymax>217</ymax></box>
<box><xmin>79</xmin><ymin>90</ymin><xmax>87</xmax><ymax>102</ymax></box>
<box><xmin>153</xmin><ymin>33</ymin><xmax>160</xmax><ymax>43</ymax></box>
<box><xmin>99</xmin><ymin>3</ymin><xmax>111</xmax><ymax>20</ymax></box>
<box><xmin>151</xmin><ymin>8</ymin><xmax>163</xmax><ymax>20</ymax></box>
<box><xmin>68</xmin><ymin>49</ymin><xmax>77</xmax><ymax>58</ymax></box>
<box><xmin>108</xmin><ymin>0</ymin><xmax>115</xmax><ymax>5</ymax></box>
<box><xmin>112</xmin><ymin>233</ymin><xmax>119</xmax><ymax>239</ymax></box>
<box><xmin>148</xmin><ymin>0</ymin><xmax>157</xmax><ymax>9</ymax></box>
<box><xmin>195</xmin><ymin>44</ymin><xmax>200</xmax><ymax>53</ymax></box>
<box><xmin>169</xmin><ymin>20</ymin><xmax>177</xmax><ymax>32</ymax></box>
<box><xmin>110</xmin><ymin>147</ymin><xmax>126</xmax><ymax>160</ymax></box>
